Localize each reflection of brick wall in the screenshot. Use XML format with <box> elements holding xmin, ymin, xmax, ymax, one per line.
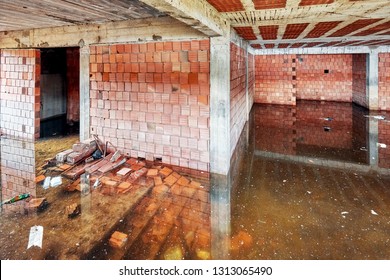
<box><xmin>0</xmin><ymin>49</ymin><xmax>41</xmax><ymax>139</ymax></box>
<box><xmin>1</xmin><ymin>138</ymin><xmax>36</xmax><ymax>214</ymax></box>
<box><xmin>89</xmin><ymin>40</ymin><xmax>210</xmax><ymax>171</ymax></box>
<box><xmin>379</xmin><ymin>121</ymin><xmax>390</xmax><ymax>169</ymax></box>
<box><xmin>296</xmin><ymin>54</ymin><xmax>353</xmax><ymax>102</ymax></box>
<box><xmin>230</xmin><ymin>43</ymin><xmax>247</xmax><ymax>156</ymax></box>
<box><xmin>352</xmin><ymin>54</ymin><xmax>367</xmax><ymax>108</ymax></box>
<box><xmin>379</xmin><ymin>53</ymin><xmax>390</xmax><ymax>111</ymax></box>
<box><xmin>66</xmin><ymin>48</ymin><xmax>80</xmax><ymax>122</ymax></box>
<box><xmin>254</xmin><ymin>55</ymin><xmax>297</xmax><ymax>105</ymax></box>
<box><xmin>253</xmin><ymin>104</ymin><xmax>296</xmax><ymax>155</ymax></box>
<box><xmin>296</xmin><ymin>101</ymin><xmax>353</xmax><ymax>149</ymax></box>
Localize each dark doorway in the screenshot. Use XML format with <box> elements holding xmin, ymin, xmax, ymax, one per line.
<box><xmin>40</xmin><ymin>47</ymin><xmax>80</xmax><ymax>138</ymax></box>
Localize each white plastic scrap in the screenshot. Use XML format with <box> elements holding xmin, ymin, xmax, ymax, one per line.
<box><xmin>371</xmin><ymin>210</ymin><xmax>379</xmax><ymax>216</ymax></box>
<box><xmin>377</xmin><ymin>143</ymin><xmax>387</xmax><ymax>149</ymax></box>
<box><xmin>27</xmin><ymin>225</ymin><xmax>43</xmax><ymax>249</ymax></box>
<box><xmin>50</xmin><ymin>176</ymin><xmax>62</xmax><ymax>187</ymax></box>
<box><xmin>43</xmin><ymin>177</ymin><xmax>51</xmax><ymax>189</ymax></box>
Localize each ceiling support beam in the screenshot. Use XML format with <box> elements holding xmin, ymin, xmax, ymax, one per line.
<box><xmin>139</xmin><ymin>0</ymin><xmax>230</xmax><ymax>36</ymax></box>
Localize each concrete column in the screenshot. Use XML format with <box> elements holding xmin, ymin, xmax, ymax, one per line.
<box><xmin>368</xmin><ymin>118</ymin><xmax>379</xmax><ymax>167</ymax></box>
<box><xmin>245</xmin><ymin>46</ymin><xmax>250</xmax><ymax>121</ymax></box>
<box><xmin>210</xmin><ymin>36</ymin><xmax>231</xmax><ymax>175</ymax></box>
<box><xmin>210</xmin><ymin>173</ymin><xmax>231</xmax><ymax>259</ymax></box>
<box><xmin>367</xmin><ymin>51</ymin><xmax>379</xmax><ymax>110</ymax></box>
<box><xmin>79</xmin><ymin>45</ymin><xmax>90</xmax><ymax>141</ymax></box>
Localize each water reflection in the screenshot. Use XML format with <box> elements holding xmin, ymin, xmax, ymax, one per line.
<box><xmin>225</xmin><ymin>101</ymin><xmax>390</xmax><ymax>259</ymax></box>
<box><xmin>1</xmin><ymin>101</ymin><xmax>390</xmax><ymax>259</ymax></box>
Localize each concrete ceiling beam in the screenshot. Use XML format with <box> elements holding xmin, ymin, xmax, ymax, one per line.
<box><xmin>139</xmin><ymin>0</ymin><xmax>230</xmax><ymax>36</ymax></box>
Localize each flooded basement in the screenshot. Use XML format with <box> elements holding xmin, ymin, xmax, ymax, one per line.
<box><xmin>1</xmin><ymin>100</ymin><xmax>390</xmax><ymax>260</ymax></box>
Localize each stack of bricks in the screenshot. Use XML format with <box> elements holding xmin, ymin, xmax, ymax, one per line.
<box><xmin>89</xmin><ymin>40</ymin><xmax>210</xmax><ymax>171</ymax></box>
<box><xmin>296</xmin><ymin>54</ymin><xmax>353</xmax><ymax>102</ymax></box>
<box><xmin>66</xmin><ymin>48</ymin><xmax>80</xmax><ymax>123</ymax></box>
<box><xmin>0</xmin><ymin>49</ymin><xmax>41</xmax><ymax>139</ymax></box>
<box><xmin>254</xmin><ymin>55</ymin><xmax>297</xmax><ymax>105</ymax></box>
<box><xmin>379</xmin><ymin>121</ymin><xmax>390</xmax><ymax>169</ymax></box>
<box><xmin>247</xmin><ymin>53</ymin><xmax>255</xmax><ymax>113</ymax></box>
<box><xmin>1</xmin><ymin>137</ymin><xmax>36</xmax><ymax>214</ymax></box>
<box><xmin>230</xmin><ymin>43</ymin><xmax>247</xmax><ymax>156</ymax></box>
<box><xmin>379</xmin><ymin>53</ymin><xmax>390</xmax><ymax>111</ymax></box>
<box><xmin>352</xmin><ymin>54</ymin><xmax>367</xmax><ymax>108</ymax></box>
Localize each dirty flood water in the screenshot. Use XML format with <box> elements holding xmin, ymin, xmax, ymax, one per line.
<box><xmin>1</xmin><ymin>100</ymin><xmax>390</xmax><ymax>260</ymax></box>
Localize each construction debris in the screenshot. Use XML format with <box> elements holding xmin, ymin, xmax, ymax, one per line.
<box><xmin>109</xmin><ymin>231</ymin><xmax>128</xmax><ymax>249</ymax></box>
<box><xmin>66</xmin><ymin>203</ymin><xmax>81</xmax><ymax>218</ymax></box>
<box><xmin>24</xmin><ymin>197</ymin><xmax>48</xmax><ymax>214</ymax></box>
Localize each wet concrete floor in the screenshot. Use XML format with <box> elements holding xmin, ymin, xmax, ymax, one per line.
<box><xmin>1</xmin><ymin>100</ymin><xmax>390</xmax><ymax>259</ymax></box>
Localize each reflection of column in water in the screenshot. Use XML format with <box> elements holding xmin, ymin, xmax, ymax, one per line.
<box><xmin>210</xmin><ymin>173</ymin><xmax>231</xmax><ymax>260</ymax></box>
<box><xmin>80</xmin><ymin>172</ymin><xmax>92</xmax><ymax>222</ymax></box>
<box><xmin>368</xmin><ymin>119</ymin><xmax>379</xmax><ymax>166</ymax></box>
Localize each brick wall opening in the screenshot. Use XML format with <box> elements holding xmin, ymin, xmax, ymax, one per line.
<box><xmin>39</xmin><ymin>48</ymin><xmax>80</xmax><ymax>138</ymax></box>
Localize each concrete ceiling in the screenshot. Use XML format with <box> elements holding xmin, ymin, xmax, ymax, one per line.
<box><xmin>0</xmin><ymin>0</ymin><xmax>389</xmax><ymax>49</ymax></box>
<box><xmin>0</xmin><ymin>0</ymin><xmax>165</xmax><ymax>32</ymax></box>
<box><xmin>206</xmin><ymin>0</ymin><xmax>390</xmax><ymax>48</ymax></box>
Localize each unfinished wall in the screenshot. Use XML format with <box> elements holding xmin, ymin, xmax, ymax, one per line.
<box><xmin>89</xmin><ymin>40</ymin><xmax>210</xmax><ymax>171</ymax></box>
<box><xmin>296</xmin><ymin>54</ymin><xmax>353</xmax><ymax>102</ymax></box>
<box><xmin>254</xmin><ymin>55</ymin><xmax>297</xmax><ymax>105</ymax></box>
<box><xmin>1</xmin><ymin>138</ymin><xmax>36</xmax><ymax>213</ymax></box>
<box><xmin>0</xmin><ymin>49</ymin><xmax>40</xmax><ymax>139</ymax></box>
<box><xmin>379</xmin><ymin>53</ymin><xmax>390</xmax><ymax>111</ymax></box>
<box><xmin>230</xmin><ymin>43</ymin><xmax>247</xmax><ymax>156</ymax></box>
<box><xmin>352</xmin><ymin>54</ymin><xmax>367</xmax><ymax>108</ymax></box>
<box><xmin>66</xmin><ymin>48</ymin><xmax>80</xmax><ymax>123</ymax></box>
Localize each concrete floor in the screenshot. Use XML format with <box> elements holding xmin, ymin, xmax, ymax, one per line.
<box><xmin>1</xmin><ymin>101</ymin><xmax>390</xmax><ymax>259</ymax></box>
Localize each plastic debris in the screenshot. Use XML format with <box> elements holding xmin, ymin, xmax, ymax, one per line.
<box><xmin>364</xmin><ymin>115</ymin><xmax>386</xmax><ymax>120</ymax></box>
<box><xmin>323</xmin><ymin>117</ymin><xmax>333</xmax><ymax>121</ymax></box>
<box><xmin>50</xmin><ymin>176</ymin><xmax>62</xmax><ymax>188</ymax></box>
<box><xmin>1</xmin><ymin>193</ymin><xmax>30</xmax><ymax>205</ymax></box>
<box><xmin>378</xmin><ymin>143</ymin><xmax>387</xmax><ymax>149</ymax></box>
<box><xmin>360</xmin><ymin>147</ymin><xmax>368</xmax><ymax>151</ymax></box>
<box><xmin>43</xmin><ymin>177</ymin><xmax>51</xmax><ymax>189</ymax></box>
<box><xmin>371</xmin><ymin>210</ymin><xmax>379</xmax><ymax>216</ymax></box>
<box><xmin>323</xmin><ymin>126</ymin><xmax>331</xmax><ymax>132</ymax></box>
<box><xmin>27</xmin><ymin>225</ymin><xmax>43</xmax><ymax>249</ymax></box>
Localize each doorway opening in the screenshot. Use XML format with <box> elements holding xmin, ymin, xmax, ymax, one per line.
<box><xmin>39</xmin><ymin>47</ymin><xmax>80</xmax><ymax>138</ymax></box>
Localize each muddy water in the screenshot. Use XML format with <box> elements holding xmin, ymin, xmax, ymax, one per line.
<box><xmin>1</xmin><ymin>101</ymin><xmax>390</xmax><ymax>260</ymax></box>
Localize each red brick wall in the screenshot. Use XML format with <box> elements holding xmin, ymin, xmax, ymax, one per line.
<box><xmin>352</xmin><ymin>54</ymin><xmax>367</xmax><ymax>108</ymax></box>
<box><xmin>379</xmin><ymin>53</ymin><xmax>390</xmax><ymax>111</ymax></box>
<box><xmin>66</xmin><ymin>48</ymin><xmax>80</xmax><ymax>122</ymax></box>
<box><xmin>1</xmin><ymin>137</ymin><xmax>36</xmax><ymax>213</ymax></box>
<box><xmin>379</xmin><ymin>121</ymin><xmax>390</xmax><ymax>169</ymax></box>
<box><xmin>230</xmin><ymin>43</ymin><xmax>247</xmax><ymax>156</ymax></box>
<box><xmin>254</xmin><ymin>55</ymin><xmax>297</xmax><ymax>105</ymax></box>
<box><xmin>0</xmin><ymin>49</ymin><xmax>41</xmax><ymax>139</ymax></box>
<box><xmin>296</xmin><ymin>54</ymin><xmax>353</xmax><ymax>102</ymax></box>
<box><xmin>89</xmin><ymin>40</ymin><xmax>210</xmax><ymax>171</ymax></box>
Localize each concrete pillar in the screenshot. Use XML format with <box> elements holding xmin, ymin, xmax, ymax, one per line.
<box><xmin>245</xmin><ymin>46</ymin><xmax>250</xmax><ymax>121</ymax></box>
<box><xmin>210</xmin><ymin>36</ymin><xmax>231</xmax><ymax>175</ymax></box>
<box><xmin>367</xmin><ymin>51</ymin><xmax>379</xmax><ymax>110</ymax></box>
<box><xmin>368</xmin><ymin>118</ymin><xmax>379</xmax><ymax>167</ymax></box>
<box><xmin>79</xmin><ymin>45</ymin><xmax>90</xmax><ymax>141</ymax></box>
<box><xmin>210</xmin><ymin>173</ymin><xmax>231</xmax><ymax>259</ymax></box>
